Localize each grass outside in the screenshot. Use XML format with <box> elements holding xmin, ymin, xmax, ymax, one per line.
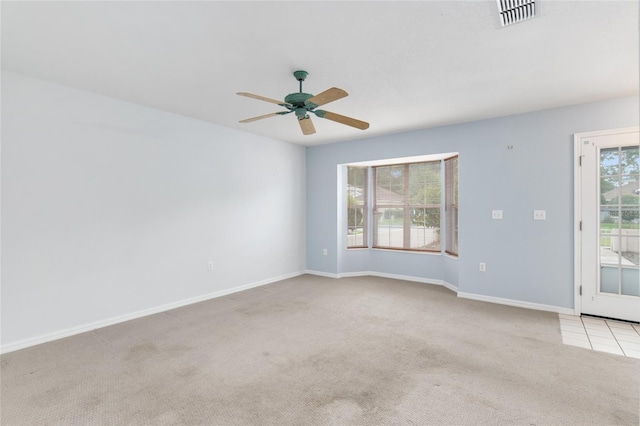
<box><xmin>601</xmin><ymin>223</ymin><xmax>640</xmax><ymax>230</ymax></box>
<box><xmin>377</xmin><ymin>218</ymin><xmax>404</xmax><ymax>226</ymax></box>
<box><xmin>599</xmin><ymin>223</ymin><xmax>638</xmax><ymax>248</ymax></box>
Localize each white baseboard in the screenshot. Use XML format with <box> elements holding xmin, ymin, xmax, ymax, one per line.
<box><xmin>344</xmin><ymin>271</ymin><xmax>444</xmax><ymax>286</ymax></box>
<box><xmin>304</xmin><ymin>269</ymin><xmax>340</xmax><ymax>279</ymax></box>
<box><xmin>306</xmin><ymin>270</ymin><xmax>572</xmax><ymax>315</ymax></box>
<box><xmin>457</xmin><ymin>291</ymin><xmax>574</xmax><ymax>315</ymax></box>
<box><xmin>440</xmin><ymin>280</ymin><xmax>459</xmax><ymax>293</ymax></box>
<box><xmin>305</xmin><ymin>269</ymin><xmax>458</xmax><ymax>293</ymax></box>
<box><xmin>0</xmin><ymin>270</ymin><xmax>305</xmax><ymax>355</ymax></box>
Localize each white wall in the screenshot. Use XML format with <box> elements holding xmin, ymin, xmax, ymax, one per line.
<box><xmin>1</xmin><ymin>71</ymin><xmax>306</xmax><ymax>351</ymax></box>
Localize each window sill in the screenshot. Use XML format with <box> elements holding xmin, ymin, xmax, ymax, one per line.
<box><xmin>371</xmin><ymin>248</ymin><xmax>442</xmax><ymax>256</ymax></box>
<box><xmin>346</xmin><ymin>247</ymin><xmax>455</xmax><ymax>258</ymax></box>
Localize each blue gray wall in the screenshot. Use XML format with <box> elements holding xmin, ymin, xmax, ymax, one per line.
<box><xmin>307</xmin><ymin>96</ymin><xmax>639</xmax><ymax>310</ymax></box>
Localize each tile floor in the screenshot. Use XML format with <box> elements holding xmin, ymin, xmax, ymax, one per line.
<box><xmin>559</xmin><ymin>314</ymin><xmax>640</xmax><ymax>358</ymax></box>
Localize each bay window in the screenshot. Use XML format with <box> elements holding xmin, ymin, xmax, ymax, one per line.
<box><xmin>346</xmin><ymin>154</ymin><xmax>458</xmax><ymax>255</ymax></box>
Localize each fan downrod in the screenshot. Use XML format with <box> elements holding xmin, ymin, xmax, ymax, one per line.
<box><xmin>286</xmin><ymin>70</ymin><xmax>313</xmax><ymax>107</ymax></box>
<box><xmin>293</xmin><ymin>70</ymin><xmax>308</xmax><ymax>94</ymax></box>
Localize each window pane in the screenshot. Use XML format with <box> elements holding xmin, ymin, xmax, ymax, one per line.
<box><xmin>375</xmin><ymin>207</ymin><xmax>404</xmax><ymax>248</ymax></box>
<box><xmin>622</xmin><ymin>268</ymin><xmax>640</xmax><ymax>297</ymax></box>
<box><xmin>347</xmin><ymin>166</ymin><xmax>367</xmax><ymax>247</ymax></box>
<box><xmin>600</xmin><ymin>207</ymin><xmax>619</xmax><ymax>265</ymax></box>
<box><xmin>348</xmin><ymin>166</ymin><xmax>364</xmax><ymax>187</ymax></box>
<box><xmin>445</xmin><ymin>156</ymin><xmax>459</xmax><ymax>255</ymax></box>
<box><xmin>410</xmin><ymin>208</ymin><xmax>440</xmax><ymax>250</ymax></box>
<box><xmin>409</xmin><ymin>162</ymin><xmax>440</xmax><ymax>205</ymax></box>
<box><xmin>376</xmin><ymin>165</ymin><xmax>404</xmax><ymax>204</ymax></box>
<box><xmin>375</xmin><ymin>165</ymin><xmax>404</xmax><ymax>249</ymax></box>
<box><xmin>600</xmin><ymin>207</ymin><xmax>619</xmax><ymax>228</ymax></box>
<box><xmin>449</xmin><ymin>207</ymin><xmax>459</xmax><ymax>254</ymax></box>
<box><xmin>621</xmin><ymin>206</ymin><xmax>639</xmax><ymax>231</ymax></box>
<box><xmin>347</xmin><ymin>207</ymin><xmax>366</xmax><ymax>246</ymax></box>
<box><xmin>621</xmin><ymin>236</ymin><xmax>638</xmax><ymax>266</ymax></box>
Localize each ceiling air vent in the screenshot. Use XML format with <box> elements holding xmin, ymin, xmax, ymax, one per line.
<box><xmin>497</xmin><ymin>0</ymin><xmax>536</xmax><ymax>27</ymax></box>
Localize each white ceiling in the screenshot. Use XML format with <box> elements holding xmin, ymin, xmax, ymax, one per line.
<box><xmin>2</xmin><ymin>1</ymin><xmax>638</xmax><ymax>146</ymax></box>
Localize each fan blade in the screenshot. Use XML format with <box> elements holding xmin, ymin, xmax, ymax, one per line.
<box><xmin>298</xmin><ymin>116</ymin><xmax>316</xmax><ymax>135</ymax></box>
<box><xmin>316</xmin><ymin>110</ymin><xmax>369</xmax><ymax>130</ymax></box>
<box><xmin>237</xmin><ymin>92</ymin><xmax>291</xmax><ymax>107</ymax></box>
<box><xmin>239</xmin><ymin>112</ymin><xmax>285</xmax><ymax>123</ymax></box>
<box><xmin>306</xmin><ymin>87</ymin><xmax>348</xmax><ymax>107</ymax></box>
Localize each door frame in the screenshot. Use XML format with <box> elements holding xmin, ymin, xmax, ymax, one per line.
<box><xmin>573</xmin><ymin>126</ymin><xmax>640</xmax><ymax>317</ymax></box>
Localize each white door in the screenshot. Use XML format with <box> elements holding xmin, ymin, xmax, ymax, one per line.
<box><xmin>576</xmin><ymin>128</ymin><xmax>640</xmax><ymax>322</ymax></box>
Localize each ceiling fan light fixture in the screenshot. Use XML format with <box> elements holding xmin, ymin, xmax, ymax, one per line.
<box><xmin>497</xmin><ymin>0</ymin><xmax>536</xmax><ymax>27</ymax></box>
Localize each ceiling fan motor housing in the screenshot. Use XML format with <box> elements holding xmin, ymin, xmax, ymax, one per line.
<box><xmin>285</xmin><ymin>92</ymin><xmax>314</xmax><ymax>107</ymax></box>
<box><xmin>285</xmin><ymin>87</ymin><xmax>318</xmax><ymax>119</ymax></box>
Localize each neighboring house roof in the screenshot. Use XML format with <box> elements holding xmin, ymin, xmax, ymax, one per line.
<box><xmin>375</xmin><ymin>186</ymin><xmax>404</xmax><ymax>205</ymax></box>
<box><xmin>347</xmin><ymin>185</ymin><xmax>404</xmax><ymax>204</ymax></box>
<box><xmin>603</xmin><ymin>180</ymin><xmax>640</xmax><ymax>201</ymax></box>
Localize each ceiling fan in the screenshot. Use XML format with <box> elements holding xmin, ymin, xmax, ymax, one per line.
<box><xmin>237</xmin><ymin>70</ymin><xmax>369</xmax><ymax>135</ymax></box>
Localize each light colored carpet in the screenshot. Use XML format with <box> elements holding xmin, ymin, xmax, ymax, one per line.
<box><xmin>1</xmin><ymin>274</ymin><xmax>639</xmax><ymax>425</ymax></box>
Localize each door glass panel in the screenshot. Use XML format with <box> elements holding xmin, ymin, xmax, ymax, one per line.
<box><xmin>600</xmin><ymin>176</ymin><xmax>619</xmax><ymax>204</ymax></box>
<box><xmin>600</xmin><ymin>207</ymin><xmax>618</xmax><ymax>264</ymax></box>
<box><xmin>622</xmin><ymin>268</ymin><xmax>640</xmax><ymax>296</ymax></box>
<box><xmin>599</xmin><ymin>145</ymin><xmax>640</xmax><ymax>299</ymax></box>
<box><xmin>600</xmin><ymin>267</ymin><xmax>619</xmax><ymax>294</ymax></box>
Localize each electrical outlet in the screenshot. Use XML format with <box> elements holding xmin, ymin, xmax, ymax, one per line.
<box><xmin>492</xmin><ymin>210</ymin><xmax>503</xmax><ymax>220</ymax></box>
<box><xmin>323</xmin><ymin>248</ymin><xmax>328</xmax><ymax>256</ymax></box>
<box><xmin>208</xmin><ymin>261</ymin><xmax>214</xmax><ymax>271</ymax></box>
<box><xmin>479</xmin><ymin>262</ymin><xmax>486</xmax><ymax>272</ymax></box>
<box><xmin>533</xmin><ymin>210</ymin><xmax>546</xmax><ymax>220</ymax></box>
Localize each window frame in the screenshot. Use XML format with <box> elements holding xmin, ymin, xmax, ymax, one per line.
<box><xmin>372</xmin><ymin>160</ymin><xmax>442</xmax><ymax>253</ymax></box>
<box><xmin>444</xmin><ymin>155</ymin><xmax>459</xmax><ymax>257</ymax></box>
<box><xmin>346</xmin><ymin>166</ymin><xmax>368</xmax><ymax>249</ymax></box>
<box><xmin>345</xmin><ymin>153</ymin><xmax>458</xmax><ymax>256</ymax></box>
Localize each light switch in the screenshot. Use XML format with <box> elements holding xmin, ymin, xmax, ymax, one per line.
<box><xmin>492</xmin><ymin>210</ymin><xmax>503</xmax><ymax>220</ymax></box>
<box><xmin>534</xmin><ymin>210</ymin><xmax>546</xmax><ymax>220</ymax></box>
